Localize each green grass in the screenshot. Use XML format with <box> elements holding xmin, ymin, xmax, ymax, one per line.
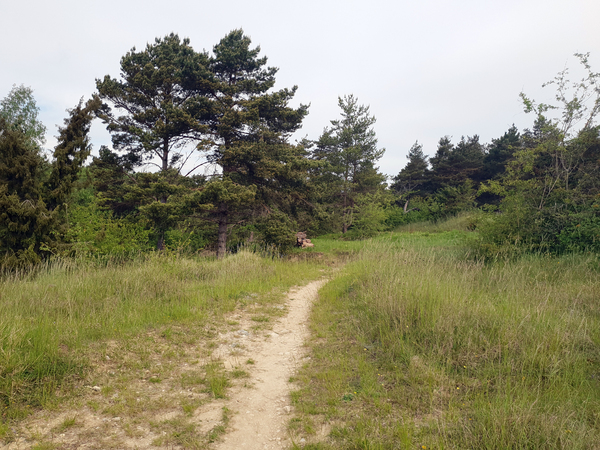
<box><xmin>293</xmin><ymin>233</ymin><xmax>600</xmax><ymax>449</ymax></box>
<box><xmin>204</xmin><ymin>362</ymin><xmax>229</xmax><ymax>399</ymax></box>
<box><xmin>53</xmin><ymin>415</ymin><xmax>77</xmax><ymax>432</ymax></box>
<box><xmin>394</xmin><ymin>211</ymin><xmax>478</xmax><ymax>233</ymax></box>
<box><xmin>4</xmin><ymin>222</ymin><xmax>599</xmax><ymax>448</ymax></box>
<box><xmin>0</xmin><ymin>250</ymin><xmax>326</xmax><ymax>426</ymax></box>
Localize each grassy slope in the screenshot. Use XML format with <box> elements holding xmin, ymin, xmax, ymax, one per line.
<box><xmin>0</xmin><ymin>250</ymin><xmax>328</xmax><ymax>440</ymax></box>
<box><xmin>2</xmin><ymin>226</ymin><xmax>600</xmax><ymax>448</ymax></box>
<box><xmin>292</xmin><ymin>231</ymin><xmax>600</xmax><ymax>449</ymax></box>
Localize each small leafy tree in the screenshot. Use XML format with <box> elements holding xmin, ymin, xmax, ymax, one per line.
<box><xmin>477</xmin><ymin>53</ymin><xmax>600</xmax><ymax>255</ymax></box>
<box><xmin>0</xmin><ymin>84</ymin><xmax>46</xmax><ymax>150</ymax></box>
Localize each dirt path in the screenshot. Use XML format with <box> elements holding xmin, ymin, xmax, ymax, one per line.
<box><xmin>212</xmin><ymin>278</ymin><xmax>327</xmax><ymax>449</ymax></box>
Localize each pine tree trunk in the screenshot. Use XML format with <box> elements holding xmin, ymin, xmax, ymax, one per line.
<box><xmin>342</xmin><ymin>188</ymin><xmax>348</xmax><ymax>234</ymax></box>
<box><xmin>157</xmin><ymin>233</ymin><xmax>165</xmax><ymax>251</ymax></box>
<box><xmin>162</xmin><ymin>137</ymin><xmax>169</xmax><ymax>172</ymax></box>
<box><xmin>217</xmin><ymin>203</ymin><xmax>228</xmax><ymax>259</ymax></box>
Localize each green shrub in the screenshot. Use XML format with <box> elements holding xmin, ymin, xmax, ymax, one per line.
<box><xmin>557</xmin><ymin>210</ymin><xmax>600</xmax><ymax>253</ymax></box>
<box><xmin>65</xmin><ymin>198</ymin><xmax>151</xmax><ymax>256</ymax></box>
<box><xmin>346</xmin><ymin>194</ymin><xmax>387</xmax><ymax>239</ymax></box>
<box><xmin>256</xmin><ymin>211</ymin><xmax>297</xmax><ymax>251</ymax></box>
<box><xmin>473</xmin><ymin>200</ymin><xmax>600</xmax><ymax>258</ymax></box>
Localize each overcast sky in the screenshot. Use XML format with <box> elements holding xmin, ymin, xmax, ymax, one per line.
<box><xmin>2</xmin><ymin>0</ymin><xmax>598</xmax><ymax>177</ymax></box>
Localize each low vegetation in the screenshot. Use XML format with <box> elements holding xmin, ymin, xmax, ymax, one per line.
<box><xmin>0</xmin><ymin>249</ymin><xmax>326</xmax><ymax>443</ymax></box>
<box><xmin>292</xmin><ymin>231</ymin><xmax>600</xmax><ymax>449</ymax></box>
<box><xmin>1</xmin><ymin>218</ymin><xmax>599</xmax><ymax>448</ymax></box>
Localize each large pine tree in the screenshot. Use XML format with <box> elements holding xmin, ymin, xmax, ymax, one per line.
<box><xmin>201</xmin><ymin>29</ymin><xmax>309</xmax><ymax>257</ymax></box>
<box><xmin>95</xmin><ymin>30</ymin><xmax>310</xmax><ymax>257</ymax></box>
<box><xmin>96</xmin><ymin>34</ymin><xmax>212</xmax><ymax>173</ymax></box>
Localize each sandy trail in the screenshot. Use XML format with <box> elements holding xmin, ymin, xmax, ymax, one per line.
<box><xmin>213</xmin><ymin>279</ymin><xmax>327</xmax><ymax>450</ymax></box>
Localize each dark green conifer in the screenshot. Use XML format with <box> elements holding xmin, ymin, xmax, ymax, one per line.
<box><xmin>312</xmin><ymin>95</ymin><xmax>385</xmax><ymax>233</ymax></box>
<box><xmin>47</xmin><ymin>96</ymin><xmax>102</xmax><ymax>212</ymax></box>
<box><xmin>203</xmin><ymin>29</ymin><xmax>309</xmax><ymax>257</ymax></box>
<box><xmin>96</xmin><ymin>33</ymin><xmax>212</xmax><ymax>173</ymax></box>
<box><xmin>0</xmin><ymin>118</ymin><xmax>55</xmax><ymax>266</ymax></box>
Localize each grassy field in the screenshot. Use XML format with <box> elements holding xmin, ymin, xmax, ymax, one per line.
<box><xmin>0</xmin><ymin>250</ymin><xmax>329</xmax><ymax>443</ymax></box>
<box><xmin>292</xmin><ymin>231</ymin><xmax>600</xmax><ymax>449</ymax></box>
<box><xmin>2</xmin><ymin>224</ymin><xmax>600</xmax><ymax>448</ymax></box>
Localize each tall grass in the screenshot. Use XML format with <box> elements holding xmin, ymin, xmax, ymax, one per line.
<box><xmin>293</xmin><ymin>236</ymin><xmax>600</xmax><ymax>449</ymax></box>
<box><xmin>0</xmin><ymin>251</ymin><xmax>325</xmax><ymax>424</ymax></box>
<box><xmin>394</xmin><ymin>211</ymin><xmax>477</xmax><ymax>233</ymax></box>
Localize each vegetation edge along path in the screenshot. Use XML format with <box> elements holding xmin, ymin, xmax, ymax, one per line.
<box><xmin>213</xmin><ymin>278</ymin><xmax>329</xmax><ymax>449</ymax></box>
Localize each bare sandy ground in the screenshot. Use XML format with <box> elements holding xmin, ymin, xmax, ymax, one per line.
<box><xmin>212</xmin><ymin>279</ymin><xmax>327</xmax><ymax>450</ymax></box>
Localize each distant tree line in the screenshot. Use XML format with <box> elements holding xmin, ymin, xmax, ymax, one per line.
<box><xmin>1</xmin><ymin>33</ymin><xmax>599</xmax><ymax>267</ymax></box>
<box><xmin>390</xmin><ymin>53</ymin><xmax>600</xmax><ymax>255</ymax></box>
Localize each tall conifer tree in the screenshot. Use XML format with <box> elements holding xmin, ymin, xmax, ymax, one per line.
<box><xmin>201</xmin><ymin>29</ymin><xmax>309</xmax><ymax>257</ymax></box>
<box><xmin>313</xmin><ymin>95</ymin><xmax>385</xmax><ymax>233</ymax></box>
<box><xmin>96</xmin><ymin>34</ymin><xmax>212</xmax><ymax>173</ymax></box>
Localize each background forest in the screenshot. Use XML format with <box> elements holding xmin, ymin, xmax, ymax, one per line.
<box><xmin>2</xmin><ymin>31</ymin><xmax>600</xmax><ymax>268</ymax></box>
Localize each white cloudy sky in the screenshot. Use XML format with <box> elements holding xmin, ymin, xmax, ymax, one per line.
<box><xmin>1</xmin><ymin>0</ymin><xmax>598</xmax><ymax>177</ymax></box>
